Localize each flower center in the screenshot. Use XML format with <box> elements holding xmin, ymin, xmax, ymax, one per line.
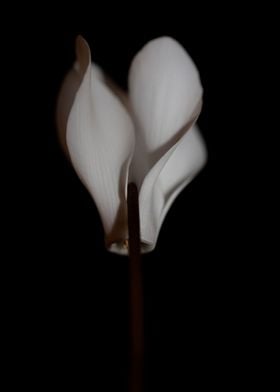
<box><xmin>122</xmin><ymin>239</ymin><xmax>129</xmax><ymax>249</ymax></box>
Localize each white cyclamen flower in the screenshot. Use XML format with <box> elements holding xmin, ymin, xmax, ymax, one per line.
<box><xmin>57</xmin><ymin>36</ymin><xmax>207</xmax><ymax>254</ymax></box>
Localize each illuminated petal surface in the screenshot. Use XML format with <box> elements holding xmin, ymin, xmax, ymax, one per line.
<box><xmin>129</xmin><ymin>36</ymin><xmax>203</xmax><ymax>186</ymax></box>
<box><xmin>64</xmin><ymin>37</ymin><xmax>135</xmax><ymax>249</ymax></box>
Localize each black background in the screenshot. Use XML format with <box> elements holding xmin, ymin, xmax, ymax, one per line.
<box><xmin>5</xmin><ymin>5</ymin><xmax>271</xmax><ymax>391</ymax></box>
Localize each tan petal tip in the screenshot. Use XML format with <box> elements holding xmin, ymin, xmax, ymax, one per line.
<box><xmin>75</xmin><ymin>35</ymin><xmax>91</xmax><ymax>75</ymax></box>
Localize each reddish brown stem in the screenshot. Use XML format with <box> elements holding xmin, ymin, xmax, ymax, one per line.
<box><xmin>127</xmin><ymin>183</ymin><xmax>143</xmax><ymax>392</ymax></box>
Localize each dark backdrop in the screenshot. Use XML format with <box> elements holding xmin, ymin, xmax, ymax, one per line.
<box><xmin>6</xmin><ymin>7</ymin><xmax>266</xmax><ymax>391</ymax></box>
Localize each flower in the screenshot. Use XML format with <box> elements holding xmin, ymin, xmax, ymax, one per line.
<box><xmin>57</xmin><ymin>36</ymin><xmax>207</xmax><ymax>254</ymax></box>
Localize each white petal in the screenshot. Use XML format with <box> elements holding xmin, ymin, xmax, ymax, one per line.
<box><xmin>129</xmin><ymin>36</ymin><xmax>203</xmax><ymax>185</ymax></box>
<box><xmin>139</xmin><ymin>125</ymin><xmax>207</xmax><ymax>252</ymax></box>
<box><xmin>65</xmin><ymin>37</ymin><xmax>135</xmax><ymax>252</ymax></box>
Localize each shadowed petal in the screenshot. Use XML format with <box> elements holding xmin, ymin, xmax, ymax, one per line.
<box><xmin>139</xmin><ymin>125</ymin><xmax>207</xmax><ymax>252</ymax></box>
<box><xmin>65</xmin><ymin>37</ymin><xmax>135</xmax><ymax>250</ymax></box>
